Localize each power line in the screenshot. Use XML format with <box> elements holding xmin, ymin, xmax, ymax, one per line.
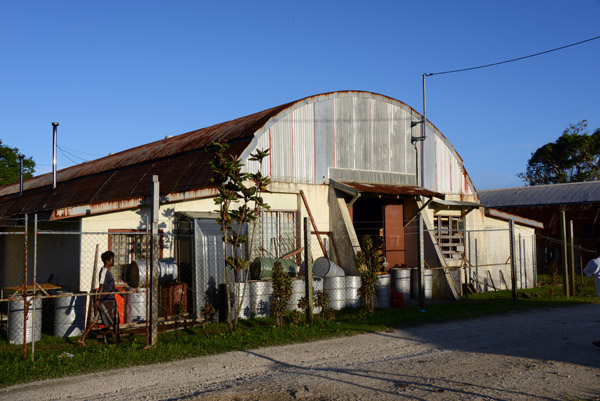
<box><xmin>427</xmin><ymin>34</ymin><xmax>600</xmax><ymax>77</ymax></box>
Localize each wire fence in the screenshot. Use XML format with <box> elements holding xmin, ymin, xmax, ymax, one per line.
<box><xmin>0</xmin><ymin>216</ymin><xmax>592</xmax><ymax>353</ymax></box>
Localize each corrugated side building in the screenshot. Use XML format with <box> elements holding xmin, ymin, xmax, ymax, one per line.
<box><xmin>0</xmin><ymin>91</ymin><xmax>541</xmax><ymax>318</ymax></box>
<box><xmin>479</xmin><ymin>181</ymin><xmax>600</xmax><ymax>273</ymax></box>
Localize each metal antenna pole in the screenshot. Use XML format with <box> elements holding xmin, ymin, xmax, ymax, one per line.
<box><xmin>52</xmin><ymin>122</ymin><xmax>59</xmax><ymax>189</ymax></box>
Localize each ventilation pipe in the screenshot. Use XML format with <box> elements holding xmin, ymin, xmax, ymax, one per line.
<box><xmin>52</xmin><ymin>122</ymin><xmax>59</xmax><ymax>189</ymax></box>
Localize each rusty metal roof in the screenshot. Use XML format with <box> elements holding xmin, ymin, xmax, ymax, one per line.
<box><xmin>338</xmin><ymin>181</ymin><xmax>444</xmax><ymax>198</ymax></box>
<box><xmin>479</xmin><ymin>181</ymin><xmax>600</xmax><ymax>208</ymax></box>
<box><xmin>0</xmin><ymin>101</ymin><xmax>295</xmax><ymax>221</ymax></box>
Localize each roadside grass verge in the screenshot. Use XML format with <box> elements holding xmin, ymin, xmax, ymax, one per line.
<box><xmin>0</xmin><ymin>273</ymin><xmax>596</xmax><ymax>388</ymax></box>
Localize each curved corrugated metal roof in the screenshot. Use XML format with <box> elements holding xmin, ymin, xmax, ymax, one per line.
<box><xmin>0</xmin><ymin>91</ymin><xmax>475</xmax><ymax>220</ymax></box>
<box><xmin>478</xmin><ymin>181</ymin><xmax>600</xmax><ymax>208</ymax></box>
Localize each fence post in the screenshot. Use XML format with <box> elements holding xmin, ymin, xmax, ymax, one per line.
<box><xmin>417</xmin><ymin>213</ymin><xmax>425</xmax><ymax>311</ymax></box>
<box><xmin>32</xmin><ymin>214</ymin><xmax>38</xmax><ymax>361</ymax></box>
<box><xmin>560</xmin><ymin>210</ymin><xmax>570</xmax><ymax>297</ymax></box>
<box><xmin>509</xmin><ymin>219</ymin><xmax>517</xmax><ymax>301</ymax></box>
<box><xmin>569</xmin><ymin>220</ymin><xmax>576</xmax><ymax>295</ymax></box>
<box><xmin>303</xmin><ymin>218</ymin><xmax>313</xmax><ymax>324</ymax></box>
<box><xmin>22</xmin><ymin>214</ymin><xmax>28</xmax><ymax>360</ymax></box>
<box><xmin>149</xmin><ymin>175</ymin><xmax>160</xmax><ymax>347</ymax></box>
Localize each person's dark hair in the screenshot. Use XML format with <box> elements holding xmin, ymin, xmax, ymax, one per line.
<box><xmin>101</xmin><ymin>251</ymin><xmax>115</xmax><ymax>263</ymax></box>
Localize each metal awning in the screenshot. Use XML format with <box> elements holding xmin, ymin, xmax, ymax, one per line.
<box><xmin>430</xmin><ymin>198</ymin><xmax>481</xmax><ymax>214</ymax></box>
<box><xmin>331</xmin><ymin>180</ymin><xmax>444</xmax><ymax>199</ymax></box>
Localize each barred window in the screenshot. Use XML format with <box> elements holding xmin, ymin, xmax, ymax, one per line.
<box><xmin>109</xmin><ymin>230</ymin><xmax>163</xmax><ymax>281</ymax></box>
<box><xmin>249</xmin><ymin>211</ymin><xmax>297</xmax><ymax>260</ymax></box>
<box><xmin>434</xmin><ymin>215</ymin><xmax>464</xmax><ymax>260</ymax></box>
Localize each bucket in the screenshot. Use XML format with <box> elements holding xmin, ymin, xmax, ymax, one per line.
<box><xmin>125</xmin><ymin>287</ymin><xmax>148</xmax><ymax>323</ymax></box>
<box><xmin>313</xmin><ymin>258</ymin><xmax>345</xmax><ymax>277</ymax></box>
<box><xmin>323</xmin><ymin>276</ymin><xmax>346</xmax><ymax>310</ymax></box>
<box><xmin>8</xmin><ymin>295</ymin><xmax>42</xmax><ymax>344</ymax></box>
<box><xmin>249</xmin><ymin>280</ymin><xmax>273</xmax><ymax>318</ymax></box>
<box><xmin>250</xmin><ymin>258</ymin><xmax>297</xmax><ymax>280</ymax></box>
<box><xmin>345</xmin><ymin>276</ymin><xmax>361</xmax><ymax>308</ymax></box>
<box><xmin>53</xmin><ymin>292</ymin><xmax>86</xmax><ymax>338</ymax></box>
<box><xmin>411</xmin><ymin>268</ymin><xmax>433</xmax><ymax>299</ymax></box>
<box><xmin>391</xmin><ymin>268</ymin><xmax>411</xmax><ymax>301</ymax></box>
<box><xmin>375</xmin><ymin>274</ymin><xmax>391</xmax><ymax>308</ymax></box>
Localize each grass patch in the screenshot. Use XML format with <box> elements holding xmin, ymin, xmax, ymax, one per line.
<box><xmin>0</xmin><ymin>273</ymin><xmax>597</xmax><ymax>388</ymax></box>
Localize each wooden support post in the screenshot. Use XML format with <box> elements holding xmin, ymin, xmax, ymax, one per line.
<box><xmin>560</xmin><ymin>210</ymin><xmax>570</xmax><ymax>297</ymax></box>
<box><xmin>569</xmin><ymin>220</ymin><xmax>576</xmax><ymax>295</ymax></box>
<box><xmin>299</xmin><ymin>190</ymin><xmax>328</xmax><ymax>259</ymax></box>
<box><xmin>509</xmin><ymin>219</ymin><xmax>517</xmax><ymax>301</ymax></box>
<box><xmin>304</xmin><ymin>218</ymin><xmax>313</xmax><ymax>324</ymax></box>
<box><xmin>149</xmin><ymin>175</ymin><xmax>160</xmax><ymax>347</ymax></box>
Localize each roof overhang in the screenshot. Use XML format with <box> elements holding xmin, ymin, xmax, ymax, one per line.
<box><xmin>485</xmin><ymin>208</ymin><xmax>544</xmax><ymax>229</ymax></box>
<box><xmin>331</xmin><ymin>180</ymin><xmax>444</xmax><ymax>199</ymax></box>
<box><xmin>430</xmin><ymin>198</ymin><xmax>482</xmax><ymax>214</ymax></box>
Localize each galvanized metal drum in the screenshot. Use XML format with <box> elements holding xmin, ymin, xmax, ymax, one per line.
<box><xmin>125</xmin><ymin>287</ymin><xmax>148</xmax><ymax>323</ymax></box>
<box><xmin>232</xmin><ymin>282</ymin><xmax>251</xmax><ymax>319</ymax></box>
<box><xmin>131</xmin><ymin>258</ymin><xmax>179</xmax><ymax>288</ymax></box>
<box><xmin>411</xmin><ymin>268</ymin><xmax>433</xmax><ymax>299</ymax></box>
<box><xmin>53</xmin><ymin>292</ymin><xmax>86</xmax><ymax>338</ymax></box>
<box><xmin>8</xmin><ymin>295</ymin><xmax>42</xmax><ymax>344</ymax></box>
<box><xmin>313</xmin><ymin>257</ymin><xmax>345</xmax><ymax>277</ymax></box>
<box><xmin>287</xmin><ymin>278</ymin><xmax>306</xmax><ymax>312</ymax></box>
<box><xmin>250</xmin><ymin>258</ymin><xmax>297</xmax><ymax>280</ymax></box>
<box><xmin>391</xmin><ymin>268</ymin><xmax>411</xmax><ymax>300</ymax></box>
<box><xmin>345</xmin><ymin>276</ymin><xmax>362</xmax><ymax>308</ymax></box>
<box><xmin>323</xmin><ymin>276</ymin><xmax>346</xmax><ymax>310</ymax></box>
<box><xmin>375</xmin><ymin>274</ymin><xmax>391</xmax><ymax>308</ymax></box>
<box><xmin>249</xmin><ymin>280</ymin><xmax>273</xmax><ymax>318</ymax></box>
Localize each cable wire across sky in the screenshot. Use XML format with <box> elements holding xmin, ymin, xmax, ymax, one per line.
<box><xmin>427</xmin><ymin>34</ymin><xmax>600</xmax><ymax>76</ymax></box>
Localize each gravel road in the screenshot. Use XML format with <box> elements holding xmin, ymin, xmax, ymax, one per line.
<box><xmin>3</xmin><ymin>304</ymin><xmax>600</xmax><ymax>400</ymax></box>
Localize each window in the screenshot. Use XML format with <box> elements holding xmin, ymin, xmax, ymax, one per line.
<box><xmin>434</xmin><ymin>215</ymin><xmax>464</xmax><ymax>260</ymax></box>
<box><xmin>249</xmin><ymin>211</ymin><xmax>297</xmax><ymax>260</ymax></box>
<box><xmin>109</xmin><ymin>230</ymin><xmax>163</xmax><ymax>282</ymax></box>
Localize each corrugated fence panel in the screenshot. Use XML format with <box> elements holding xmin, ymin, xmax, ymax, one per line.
<box><xmin>315</xmin><ymin>99</ymin><xmax>334</xmax><ymax>184</ymax></box>
<box><xmin>292</xmin><ymin>104</ymin><xmax>315</xmax><ymax>183</ymax></box>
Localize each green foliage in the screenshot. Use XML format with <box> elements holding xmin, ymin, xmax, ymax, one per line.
<box><xmin>0</xmin><ymin>140</ymin><xmax>35</xmax><ymax>187</ymax></box>
<box><xmin>518</xmin><ymin>120</ymin><xmax>600</xmax><ymax>185</ymax></box>
<box><xmin>201</xmin><ymin>303</ymin><xmax>216</xmax><ymax>321</ymax></box>
<box><xmin>355</xmin><ymin>236</ymin><xmax>382</xmax><ymax>313</ymax></box>
<box><xmin>271</xmin><ymin>260</ymin><xmax>292</xmax><ymax>328</ymax></box>
<box><xmin>207</xmin><ymin>141</ymin><xmax>270</xmax><ymax>330</ymax></box>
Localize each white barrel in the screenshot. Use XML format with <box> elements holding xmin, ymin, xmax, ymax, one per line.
<box><xmin>8</xmin><ymin>295</ymin><xmax>42</xmax><ymax>344</ymax></box>
<box><xmin>287</xmin><ymin>278</ymin><xmax>306</xmax><ymax>312</ymax></box>
<box><xmin>53</xmin><ymin>292</ymin><xmax>86</xmax><ymax>338</ymax></box>
<box><xmin>232</xmin><ymin>282</ymin><xmax>251</xmax><ymax>319</ymax></box>
<box><xmin>375</xmin><ymin>274</ymin><xmax>391</xmax><ymax>308</ymax></box>
<box><xmin>323</xmin><ymin>276</ymin><xmax>346</xmax><ymax>310</ymax></box>
<box><xmin>313</xmin><ymin>258</ymin><xmax>345</xmax><ymax>277</ymax></box>
<box><xmin>311</xmin><ymin>277</ymin><xmax>323</xmax><ymax>314</ymax></box>
<box><xmin>249</xmin><ymin>280</ymin><xmax>273</xmax><ymax>318</ymax></box>
<box><xmin>411</xmin><ymin>268</ymin><xmax>433</xmax><ymax>299</ymax></box>
<box><xmin>125</xmin><ymin>287</ymin><xmax>147</xmax><ymax>323</ymax></box>
<box><xmin>345</xmin><ymin>276</ymin><xmax>361</xmax><ymax>308</ymax></box>
<box><xmin>391</xmin><ymin>268</ymin><xmax>411</xmax><ymax>300</ymax></box>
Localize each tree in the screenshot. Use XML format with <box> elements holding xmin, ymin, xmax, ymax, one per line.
<box><xmin>518</xmin><ymin>120</ymin><xmax>600</xmax><ymax>186</ymax></box>
<box><xmin>0</xmin><ymin>140</ymin><xmax>35</xmax><ymax>187</ymax></box>
<box><xmin>208</xmin><ymin>142</ymin><xmax>270</xmax><ymax>330</ymax></box>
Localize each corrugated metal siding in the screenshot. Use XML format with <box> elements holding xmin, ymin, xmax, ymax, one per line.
<box><xmin>315</xmin><ymin>99</ymin><xmax>334</xmax><ymax>183</ymax></box>
<box><xmin>292</xmin><ymin>105</ymin><xmax>315</xmax><ymax>183</ymax></box>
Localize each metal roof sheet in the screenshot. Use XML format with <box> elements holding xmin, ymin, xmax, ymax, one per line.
<box><xmin>338</xmin><ymin>181</ymin><xmax>443</xmax><ymax>198</ymax></box>
<box><xmin>478</xmin><ymin>181</ymin><xmax>600</xmax><ymax>208</ymax></box>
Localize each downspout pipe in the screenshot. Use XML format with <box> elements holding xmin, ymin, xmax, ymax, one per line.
<box><xmin>52</xmin><ymin>122</ymin><xmax>59</xmax><ymax>189</ymax></box>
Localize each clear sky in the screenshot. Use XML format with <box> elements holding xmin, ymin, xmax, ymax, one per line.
<box><xmin>1</xmin><ymin>1</ymin><xmax>599</xmax><ymax>191</ymax></box>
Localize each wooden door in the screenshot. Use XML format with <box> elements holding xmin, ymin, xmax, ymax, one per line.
<box><xmin>384</xmin><ymin>203</ymin><xmax>405</xmax><ymax>267</ymax></box>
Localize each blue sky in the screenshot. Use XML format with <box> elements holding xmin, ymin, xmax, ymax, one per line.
<box><xmin>1</xmin><ymin>1</ymin><xmax>599</xmax><ymax>190</ymax></box>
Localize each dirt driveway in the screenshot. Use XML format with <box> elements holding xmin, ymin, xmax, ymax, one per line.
<box><xmin>3</xmin><ymin>304</ymin><xmax>600</xmax><ymax>400</ymax></box>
